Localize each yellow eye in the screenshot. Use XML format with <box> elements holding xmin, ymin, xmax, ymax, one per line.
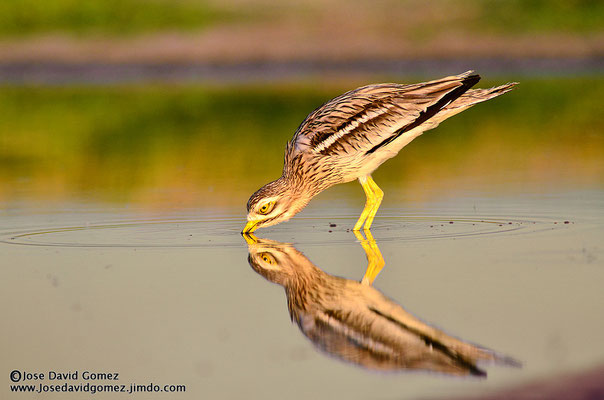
<box><xmin>259</xmin><ymin>252</ymin><xmax>275</xmax><ymax>265</ymax></box>
<box><xmin>258</xmin><ymin>201</ymin><xmax>275</xmax><ymax>215</ymax></box>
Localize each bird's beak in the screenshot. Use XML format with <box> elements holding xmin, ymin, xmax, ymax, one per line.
<box><xmin>242</xmin><ymin>232</ymin><xmax>259</xmax><ymax>245</ymax></box>
<box><xmin>242</xmin><ymin>220</ymin><xmax>258</xmax><ymax>234</ymax></box>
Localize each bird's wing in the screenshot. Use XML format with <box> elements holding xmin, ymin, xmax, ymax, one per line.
<box><xmin>288</xmin><ymin>71</ymin><xmax>480</xmax><ymax>158</ymax></box>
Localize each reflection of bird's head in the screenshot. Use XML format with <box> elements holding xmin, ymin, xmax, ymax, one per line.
<box><xmin>245</xmin><ymin>235</ymin><xmax>313</xmax><ymax>287</ymax></box>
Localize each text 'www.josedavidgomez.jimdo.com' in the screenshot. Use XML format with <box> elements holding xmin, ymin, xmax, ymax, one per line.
<box><xmin>9</xmin><ymin>370</ymin><xmax>186</xmax><ymax>395</ymax></box>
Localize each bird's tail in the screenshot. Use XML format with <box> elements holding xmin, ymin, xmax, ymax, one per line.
<box><xmin>411</xmin><ymin>73</ymin><xmax>517</xmax><ymax>133</ymax></box>
<box><xmin>442</xmin><ymin>81</ymin><xmax>519</xmax><ymax>115</ymax></box>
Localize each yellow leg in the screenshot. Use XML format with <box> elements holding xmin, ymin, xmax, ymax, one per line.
<box><xmin>353</xmin><ymin>175</ymin><xmax>383</xmax><ymax>231</ymax></box>
<box><xmin>353</xmin><ymin>177</ymin><xmax>374</xmax><ymax>231</ymax></box>
<box><xmin>354</xmin><ymin>230</ymin><xmax>385</xmax><ymax>286</ymax></box>
<box><xmin>363</xmin><ymin>177</ymin><xmax>384</xmax><ymax>230</ymax></box>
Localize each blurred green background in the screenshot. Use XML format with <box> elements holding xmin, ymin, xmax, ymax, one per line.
<box><xmin>1</xmin><ymin>0</ymin><xmax>603</xmax><ymax>37</ymax></box>
<box><xmin>1</xmin><ymin>0</ymin><xmax>603</xmax><ymax>209</ymax></box>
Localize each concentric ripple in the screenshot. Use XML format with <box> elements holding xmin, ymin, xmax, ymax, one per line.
<box><xmin>0</xmin><ymin>214</ymin><xmax>568</xmax><ymax>249</ymax></box>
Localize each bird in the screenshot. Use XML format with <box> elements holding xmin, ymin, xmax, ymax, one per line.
<box><xmin>245</xmin><ymin>234</ymin><xmax>520</xmax><ymax>375</ymax></box>
<box><xmin>243</xmin><ymin>71</ymin><xmax>517</xmax><ymax>233</ymax></box>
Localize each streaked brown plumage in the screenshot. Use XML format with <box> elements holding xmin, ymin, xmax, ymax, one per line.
<box><xmin>244</xmin><ymin>71</ymin><xmax>517</xmax><ymax>232</ymax></box>
<box><xmin>245</xmin><ymin>235</ymin><xmax>520</xmax><ymax>375</ymax></box>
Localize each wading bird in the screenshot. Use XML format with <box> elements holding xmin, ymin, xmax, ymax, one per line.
<box><xmin>243</xmin><ymin>71</ymin><xmax>516</xmax><ymax>233</ymax></box>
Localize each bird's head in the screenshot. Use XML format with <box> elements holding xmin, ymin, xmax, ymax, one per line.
<box><xmin>243</xmin><ymin>178</ymin><xmax>309</xmax><ymax>233</ymax></box>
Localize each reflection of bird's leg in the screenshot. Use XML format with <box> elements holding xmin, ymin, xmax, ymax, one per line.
<box><xmin>354</xmin><ymin>230</ymin><xmax>385</xmax><ymax>286</ymax></box>
<box><xmin>354</xmin><ymin>175</ymin><xmax>384</xmax><ymax>231</ymax></box>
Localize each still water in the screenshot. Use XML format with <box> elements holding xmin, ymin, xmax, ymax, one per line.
<box><xmin>1</xmin><ymin>77</ymin><xmax>603</xmax><ymax>399</ymax></box>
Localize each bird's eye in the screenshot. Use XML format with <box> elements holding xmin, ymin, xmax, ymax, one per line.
<box><xmin>259</xmin><ymin>252</ymin><xmax>275</xmax><ymax>265</ymax></box>
<box><xmin>258</xmin><ymin>201</ymin><xmax>275</xmax><ymax>215</ymax></box>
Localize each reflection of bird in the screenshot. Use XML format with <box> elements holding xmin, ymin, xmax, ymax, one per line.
<box><xmin>245</xmin><ymin>235</ymin><xmax>519</xmax><ymax>376</ymax></box>
<box><xmin>243</xmin><ymin>71</ymin><xmax>517</xmax><ymax>233</ymax></box>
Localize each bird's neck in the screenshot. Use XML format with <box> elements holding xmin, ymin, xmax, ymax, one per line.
<box><xmin>280</xmin><ymin>170</ymin><xmax>325</xmax><ymax>200</ymax></box>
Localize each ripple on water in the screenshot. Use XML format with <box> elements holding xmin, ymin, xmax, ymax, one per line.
<box><xmin>0</xmin><ymin>214</ymin><xmax>571</xmax><ymax>249</ymax></box>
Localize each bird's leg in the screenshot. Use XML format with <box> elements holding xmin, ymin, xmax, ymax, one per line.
<box><xmin>354</xmin><ymin>176</ymin><xmax>376</xmax><ymax>231</ymax></box>
<box><xmin>362</xmin><ymin>176</ymin><xmax>384</xmax><ymax>230</ymax></box>
<box><xmin>354</xmin><ymin>230</ymin><xmax>385</xmax><ymax>286</ymax></box>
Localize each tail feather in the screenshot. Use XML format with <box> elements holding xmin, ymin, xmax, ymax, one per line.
<box><xmin>365</xmin><ymin>71</ymin><xmax>481</xmax><ymax>154</ymax></box>
<box><xmin>423</xmin><ymin>81</ymin><xmax>518</xmax><ymax>125</ymax></box>
<box><xmin>446</xmin><ymin>82</ymin><xmax>519</xmax><ymax>111</ymax></box>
